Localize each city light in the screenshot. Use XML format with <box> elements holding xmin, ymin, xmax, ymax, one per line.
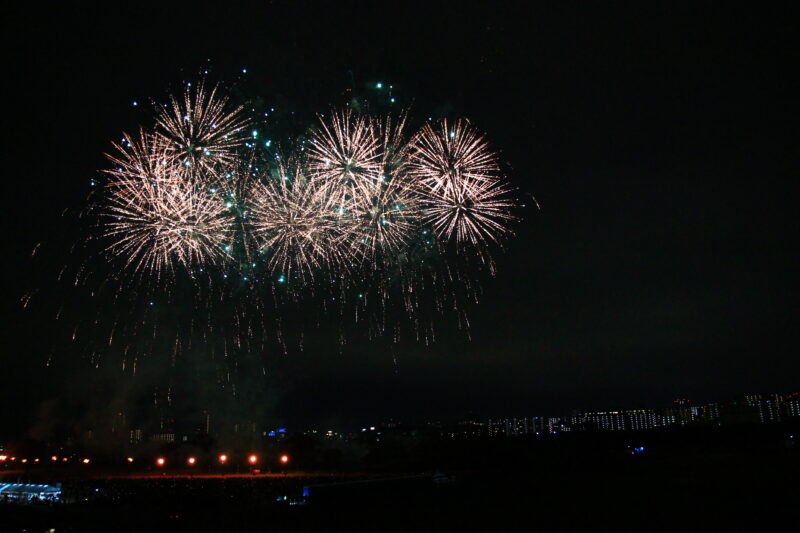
<box><xmin>218</xmin><ymin>454</ymin><xmax>228</xmax><ymax>464</ymax></box>
<box><xmin>82</xmin><ymin>458</ymin><xmax>90</xmax><ymax>464</ymax></box>
<box><xmin>126</xmin><ymin>457</ymin><xmax>134</xmax><ymax>463</ymax></box>
<box><xmin>156</xmin><ymin>457</ymin><xmax>166</xmax><ymax>467</ymax></box>
<box><xmin>187</xmin><ymin>456</ymin><xmax>196</xmax><ymax>466</ymax></box>
<box><xmin>248</xmin><ymin>454</ymin><xmax>258</xmax><ymax>465</ymax></box>
<box><xmin>51</xmin><ymin>456</ymin><xmax>58</xmax><ymax>461</ymax></box>
<box><xmin>0</xmin><ymin>455</ymin><xmax>7</xmax><ymax>461</ymax></box>
<box><xmin>280</xmin><ymin>454</ymin><xmax>289</xmax><ymax>464</ymax></box>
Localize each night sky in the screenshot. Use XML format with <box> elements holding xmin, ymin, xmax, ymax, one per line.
<box><xmin>2</xmin><ymin>3</ymin><xmax>797</xmax><ymax>438</ymax></box>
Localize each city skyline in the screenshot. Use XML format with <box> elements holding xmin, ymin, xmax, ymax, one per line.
<box><xmin>4</xmin><ymin>390</ymin><xmax>796</xmax><ymax>453</ymax></box>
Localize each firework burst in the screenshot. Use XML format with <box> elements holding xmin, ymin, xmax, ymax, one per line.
<box><xmin>154</xmin><ymin>82</ymin><xmax>250</xmax><ymax>178</ymax></box>
<box><xmin>419</xmin><ymin>172</ymin><xmax>516</xmax><ymax>253</ymax></box>
<box><xmin>247</xmin><ymin>158</ymin><xmax>351</xmax><ymax>282</ymax></box>
<box><xmin>306</xmin><ymin>109</ymin><xmax>382</xmax><ymax>210</ymax></box>
<box><xmin>345</xmin><ymin>112</ymin><xmax>420</xmax><ymax>261</ymax></box>
<box><xmin>409</xmin><ymin>118</ymin><xmax>516</xmax><ymax>254</ymax></box>
<box><xmin>84</xmin><ymin>83</ymin><xmax>520</xmax><ymax>359</ymax></box>
<box><xmin>21</xmin><ymin>79</ymin><xmax>528</xmax><ymax>437</ymax></box>
<box><xmin>408</xmin><ymin>118</ymin><xmax>501</xmax><ymax>191</ymax></box>
<box><xmin>102</xmin><ymin>131</ymin><xmax>235</xmax><ymax>275</ymax></box>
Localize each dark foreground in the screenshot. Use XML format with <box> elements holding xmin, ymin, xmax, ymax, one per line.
<box><xmin>2</xmin><ymin>426</ymin><xmax>798</xmax><ymax>531</ymax></box>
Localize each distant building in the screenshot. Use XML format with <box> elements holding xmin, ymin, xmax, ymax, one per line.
<box><xmin>150</xmin><ymin>433</ymin><xmax>175</xmax><ymax>443</ymax></box>
<box><xmin>529</xmin><ymin>417</ymin><xmax>547</xmax><ymax>435</ymax></box>
<box><xmin>487</xmin><ymin>419</ymin><xmax>503</xmax><ymax>437</ymax></box>
<box><xmin>452</xmin><ymin>420</ymin><xmax>486</xmax><ymax>438</ymax></box>
<box><xmin>786</xmin><ymin>400</ymin><xmax>800</xmax><ymax>417</ymax></box>
<box><xmin>576</xmin><ymin>411</ymin><xmax>625</xmax><ymax>431</ymax></box>
<box><xmin>129</xmin><ymin>429</ymin><xmax>143</xmax><ymax>445</ymax></box>
<box><xmin>572</xmin><ymin>410</ymin><xmax>666</xmax><ymax>432</ymax></box>
<box><xmin>626</xmin><ymin>410</ymin><xmax>666</xmax><ymax>431</ymax></box>
<box><xmin>698</xmin><ymin>403</ymin><xmax>721</xmax><ymax>424</ymax></box>
<box><xmin>547</xmin><ymin>417</ymin><xmax>570</xmax><ymax>434</ymax></box>
<box><xmin>487</xmin><ymin>417</ymin><xmax>551</xmax><ymax>436</ymax></box>
<box><xmin>750</xmin><ymin>394</ymin><xmax>782</xmax><ymax>423</ymax></box>
<box><xmin>662</xmin><ymin>399</ymin><xmax>697</xmax><ymax>426</ymax></box>
<box><xmin>784</xmin><ymin>393</ymin><xmax>800</xmax><ymax>418</ymax></box>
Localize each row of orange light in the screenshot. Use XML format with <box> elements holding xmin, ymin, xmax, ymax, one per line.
<box><xmin>0</xmin><ymin>455</ymin><xmax>91</xmax><ymax>464</ymax></box>
<box><xmin>152</xmin><ymin>454</ymin><xmax>289</xmax><ymax>467</ymax></box>
<box><xmin>0</xmin><ymin>454</ymin><xmax>289</xmax><ymax>466</ymax></box>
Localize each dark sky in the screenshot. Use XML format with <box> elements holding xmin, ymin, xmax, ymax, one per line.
<box><xmin>2</xmin><ymin>3</ymin><xmax>797</xmax><ymax>437</ymax></box>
